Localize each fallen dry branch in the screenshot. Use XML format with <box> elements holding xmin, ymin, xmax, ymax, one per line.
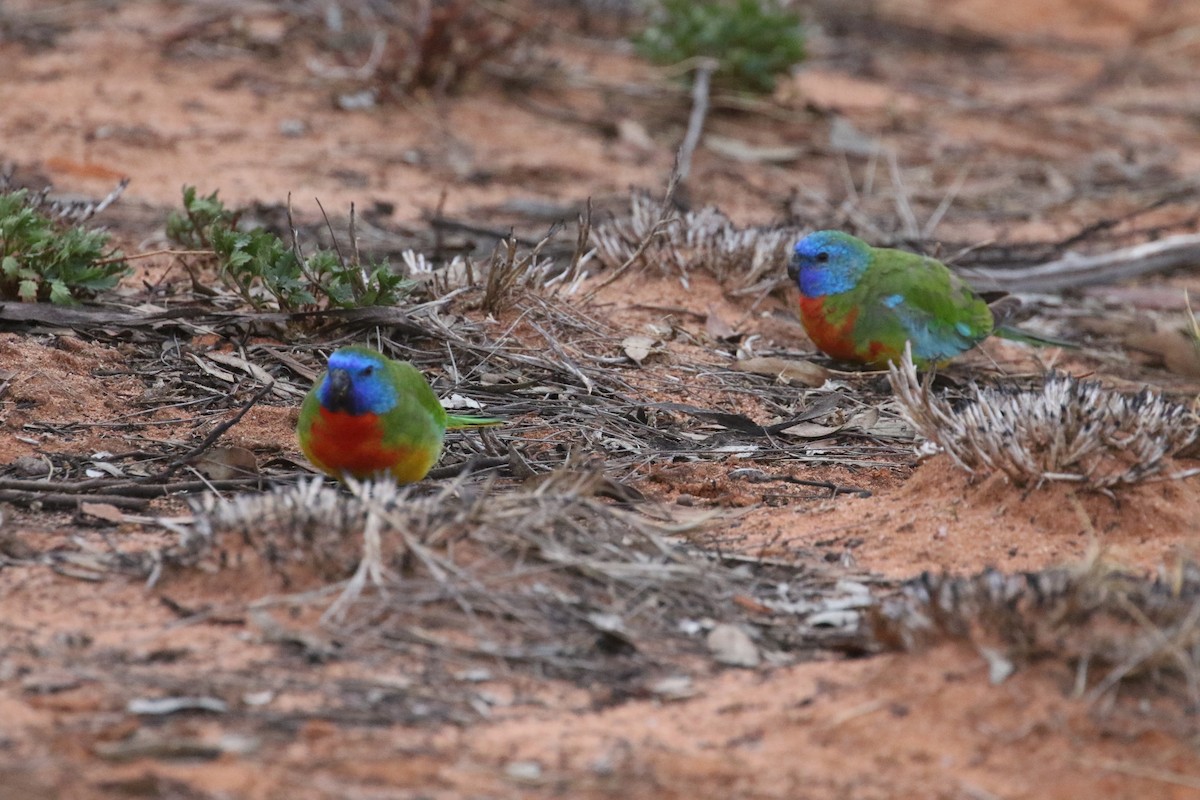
<box><xmin>0</xmin><ymin>476</ymin><xmax>262</xmax><ymax>498</ymax></box>
<box><xmin>0</xmin><ymin>490</ymin><xmax>150</xmax><ymax>511</ymax></box>
<box><xmin>967</xmin><ymin>232</ymin><xmax>1200</xmax><ymax>293</ymax></box>
<box><xmin>0</xmin><ymin>301</ymin><xmax>430</xmax><ymax>337</ymax></box>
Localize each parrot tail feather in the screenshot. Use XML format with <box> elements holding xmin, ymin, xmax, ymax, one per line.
<box><xmin>993</xmin><ymin>324</ymin><xmax>1077</xmax><ymax>350</ymax></box>
<box><xmin>445</xmin><ymin>414</ymin><xmax>504</xmax><ymax>429</ymax></box>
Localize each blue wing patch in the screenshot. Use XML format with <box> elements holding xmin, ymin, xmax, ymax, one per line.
<box><xmin>880</xmin><ymin>295</ymin><xmax>979</xmax><ymax>362</ymax></box>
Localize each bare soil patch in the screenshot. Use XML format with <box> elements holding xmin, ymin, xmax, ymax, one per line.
<box><xmin>2</xmin><ymin>1</ymin><xmax>1200</xmax><ymax>798</ymax></box>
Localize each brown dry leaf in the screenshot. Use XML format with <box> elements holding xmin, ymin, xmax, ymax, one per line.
<box><xmin>615</xmin><ymin>118</ymin><xmax>656</xmax><ymax>154</ymax></box>
<box><xmin>847</xmin><ymin>407</ymin><xmax>880</xmax><ymax>433</ymax></box>
<box><xmin>705</xmin><ymin>305</ymin><xmax>739</xmax><ymax>341</ymax></box>
<box><xmin>194</xmin><ymin>446</ymin><xmax>260</xmax><ymax>480</ymax></box>
<box><xmin>706</xmin><ymin>623</ymin><xmax>760</xmax><ymax>668</ymax></box>
<box><xmin>828</xmin><ymin>116</ymin><xmax>880</xmax><ymax>157</ymax></box>
<box><xmin>0</xmin><ymin>530</ymin><xmax>37</xmax><ymax>560</ymax></box>
<box><xmin>1127</xmin><ymin>330</ymin><xmax>1200</xmax><ymax>377</ymax></box>
<box><xmin>11</xmin><ymin>455</ymin><xmax>51</xmax><ymax>478</ymax></box>
<box><xmin>1075</xmin><ymin>316</ymin><xmax>1136</xmax><ymax>337</ymax></box>
<box><xmin>732</xmin><ymin>594</ymin><xmax>773</xmax><ymax>615</ymax></box>
<box><xmin>848</xmin><ymin>407</ymin><xmax>913</xmax><ymax>440</ymax></box>
<box><xmin>622</xmin><ymin>335</ymin><xmax>659</xmax><ymax>366</ymax></box>
<box><xmin>779</xmin><ymin>420</ymin><xmax>844</xmax><ymax>438</ymax></box>
<box><xmin>187</xmin><ymin>353</ymin><xmax>236</xmax><ymax>383</ymax></box>
<box><xmin>779</xmin><ymin>407</ymin><xmax>904</xmax><ymax>440</ymax></box>
<box><xmin>80</xmin><ymin>502</ymin><xmax>126</xmax><ymax>525</ymax></box>
<box><xmin>206</xmin><ymin>352</ymin><xmax>303</xmax><ymax>398</ymax></box>
<box><xmin>733</xmin><ymin>356</ymin><xmax>829</xmax><ymax>387</ymax></box>
<box><xmin>704</xmin><ymin>135</ymin><xmax>805</xmax><ymax>164</ymax></box>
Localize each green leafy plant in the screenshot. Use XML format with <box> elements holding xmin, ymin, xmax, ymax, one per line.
<box><xmin>636</xmin><ymin>0</ymin><xmax>805</xmax><ymax>93</ymax></box>
<box><xmin>0</xmin><ymin>189</ymin><xmax>127</xmax><ymax>304</ymax></box>
<box><xmin>168</xmin><ymin>187</ymin><xmax>411</xmax><ymax>312</ymax></box>
<box><xmin>166</xmin><ymin>186</ymin><xmax>237</xmax><ymax>249</ymax></box>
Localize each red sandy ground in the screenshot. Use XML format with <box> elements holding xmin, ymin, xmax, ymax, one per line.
<box><xmin>3</xmin><ymin>0</ymin><xmax>1200</xmax><ymax>798</ymax></box>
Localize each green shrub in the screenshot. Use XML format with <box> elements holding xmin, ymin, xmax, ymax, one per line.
<box><xmin>0</xmin><ymin>189</ymin><xmax>127</xmax><ymax>304</ymax></box>
<box><xmin>636</xmin><ymin>0</ymin><xmax>805</xmax><ymax>93</ymax></box>
<box><xmin>168</xmin><ymin>187</ymin><xmax>411</xmax><ymax>312</ymax></box>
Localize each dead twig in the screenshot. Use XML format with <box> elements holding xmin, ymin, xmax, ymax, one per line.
<box><xmin>676</xmin><ymin>57</ymin><xmax>718</xmax><ymax>185</ymax></box>
<box><xmin>0</xmin><ymin>477</ymin><xmax>263</xmax><ymax>498</ymax></box>
<box><xmin>0</xmin><ymin>491</ymin><xmax>149</xmax><ymax>511</ymax></box>
<box><xmin>965</xmin><ymin>232</ymin><xmax>1200</xmax><ymax>293</ymax></box>
<box><xmin>145</xmin><ymin>381</ymin><xmax>276</xmax><ymax>482</ymax></box>
<box><xmin>582</xmin><ymin>169</ymin><xmax>683</xmax><ymax>301</ymax></box>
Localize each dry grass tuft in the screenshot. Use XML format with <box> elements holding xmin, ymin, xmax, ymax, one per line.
<box><xmin>479</xmin><ymin>228</ymin><xmax>580</xmax><ymax>314</ymax></box>
<box><xmin>162</xmin><ymin>473</ymin><xmax>882</xmax><ymax>684</ymax></box>
<box><xmin>888</xmin><ymin>347</ymin><xmax>1199</xmax><ymax>488</ymax></box>
<box><xmin>592</xmin><ymin>191</ymin><xmax>799</xmax><ymax>291</ymax></box>
<box><xmin>177</xmin><ymin>477</ymin><xmax>377</xmax><ymax>583</ymax></box>
<box><xmin>0</xmin><ymin>169</ymin><xmax>128</xmax><ymax>222</ymax></box>
<box><xmin>874</xmin><ymin>557</ymin><xmax>1200</xmax><ymax>704</ymax></box>
<box><xmin>177</xmin><ymin>474</ymin><xmax>728</xmax><ymax>670</ymax></box>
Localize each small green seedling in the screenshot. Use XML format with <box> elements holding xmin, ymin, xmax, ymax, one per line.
<box><xmin>0</xmin><ymin>189</ymin><xmax>127</xmax><ymax>304</ymax></box>
<box><xmin>168</xmin><ymin>187</ymin><xmax>411</xmax><ymax>312</ymax></box>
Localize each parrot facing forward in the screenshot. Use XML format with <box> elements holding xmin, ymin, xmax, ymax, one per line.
<box><xmin>297</xmin><ymin>345</ymin><xmax>501</xmax><ymax>483</ymax></box>
<box><xmin>788</xmin><ymin>230</ymin><xmax>1066</xmax><ymax>368</ymax></box>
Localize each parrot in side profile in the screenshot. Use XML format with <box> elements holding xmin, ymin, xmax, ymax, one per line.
<box><xmin>787</xmin><ymin>230</ymin><xmax>1069</xmax><ymax>368</ymax></box>
<box><xmin>297</xmin><ymin>345</ymin><xmax>501</xmax><ymax>483</ymax></box>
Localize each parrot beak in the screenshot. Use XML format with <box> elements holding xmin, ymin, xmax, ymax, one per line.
<box><xmin>786</xmin><ymin>253</ymin><xmax>800</xmax><ymax>283</ymax></box>
<box><xmin>324</xmin><ymin>368</ymin><xmax>353</xmax><ymax>412</ymax></box>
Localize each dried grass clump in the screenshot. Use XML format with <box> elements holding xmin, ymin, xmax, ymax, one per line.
<box><xmin>478</xmin><ymin>229</ymin><xmax>588</xmax><ymax>314</ymax></box>
<box><xmin>162</xmin><ymin>474</ymin><xmax>887</xmax><ymax>679</ymax></box>
<box><xmin>402</xmin><ymin>222</ymin><xmax>589</xmax><ymax>312</ymax></box>
<box><xmin>888</xmin><ymin>349</ymin><xmax>1199</xmax><ymax>488</ymax></box>
<box><xmin>176</xmin><ymin>477</ymin><xmax>384</xmax><ymax>582</ymax></box>
<box><xmin>169</xmin><ymin>473</ymin><xmax>762</xmax><ymax>674</ymax></box>
<box><xmin>0</xmin><ymin>169</ymin><xmax>128</xmax><ymax>223</ymax></box>
<box><xmin>873</xmin><ymin>559</ymin><xmax>1200</xmax><ymax>703</ymax></box>
<box><xmin>592</xmin><ymin>191</ymin><xmax>798</xmax><ymax>291</ymax></box>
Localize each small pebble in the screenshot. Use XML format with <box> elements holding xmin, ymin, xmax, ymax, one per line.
<box><xmin>278</xmin><ymin>119</ymin><xmax>308</xmax><ymax>137</ymax></box>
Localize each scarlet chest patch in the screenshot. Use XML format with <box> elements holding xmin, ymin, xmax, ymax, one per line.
<box><xmin>798</xmin><ymin>295</ymin><xmax>864</xmax><ymax>362</ymax></box>
<box><xmin>308</xmin><ymin>407</ymin><xmax>404</xmax><ymax>477</ymax></box>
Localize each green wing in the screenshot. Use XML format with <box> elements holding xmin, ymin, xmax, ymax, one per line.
<box><xmin>380</xmin><ymin>359</ymin><xmax>450</xmax><ymax>448</ymax></box>
<box><xmin>385</xmin><ymin>360</ymin><xmax>502</xmax><ymax>431</ymax></box>
<box><xmin>296</xmin><ymin>379</ymin><xmax>322</xmax><ymax>451</ymax></box>
<box><xmin>852</xmin><ymin>248</ymin><xmax>993</xmax><ymax>363</ymax></box>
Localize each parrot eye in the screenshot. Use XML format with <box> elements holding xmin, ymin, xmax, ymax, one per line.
<box><xmin>815</xmin><ymin>251</ymin><xmax>830</xmax><ymax>263</ymax></box>
<box><xmin>362</xmin><ymin>365</ymin><xmax>375</xmax><ymax>377</ymax></box>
